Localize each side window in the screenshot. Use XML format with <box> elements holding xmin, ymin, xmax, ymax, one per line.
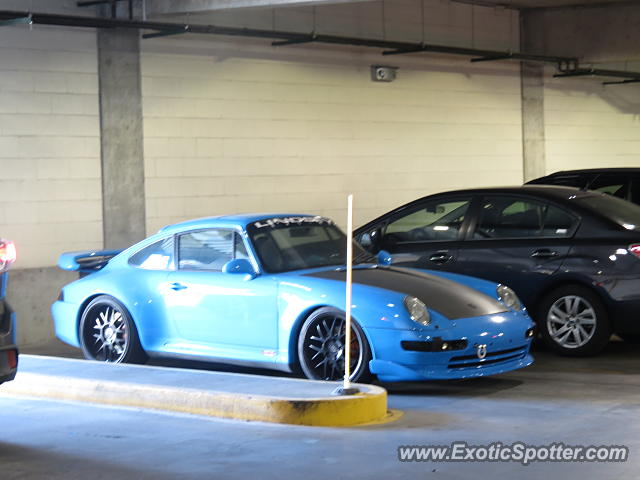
<box><xmin>234</xmin><ymin>233</ymin><xmax>249</xmax><ymax>260</ymax></box>
<box><xmin>589</xmin><ymin>175</ymin><xmax>629</xmax><ymax>201</ymax></box>
<box><xmin>473</xmin><ymin>196</ymin><xmax>576</xmax><ymax>239</ymax></box>
<box><xmin>178</xmin><ymin>229</ymin><xmax>233</xmax><ymax>271</ymax></box>
<box><xmin>383</xmin><ymin>198</ymin><xmax>471</xmax><ymax>243</ymax></box>
<box><xmin>129</xmin><ymin>237</ymin><xmax>174</xmax><ymax>270</ymax></box>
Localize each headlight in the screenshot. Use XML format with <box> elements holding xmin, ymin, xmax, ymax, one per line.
<box><xmin>497</xmin><ymin>284</ymin><xmax>523</xmax><ymax>311</ymax></box>
<box><xmin>404</xmin><ymin>296</ymin><xmax>430</xmax><ymax>326</ymax></box>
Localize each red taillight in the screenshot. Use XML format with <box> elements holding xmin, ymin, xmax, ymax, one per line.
<box><xmin>0</xmin><ymin>240</ymin><xmax>16</xmax><ymax>267</ymax></box>
<box><xmin>630</xmin><ymin>244</ymin><xmax>640</xmax><ymax>258</ymax></box>
<box><xmin>6</xmin><ymin>349</ymin><xmax>17</xmax><ymax>369</ymax></box>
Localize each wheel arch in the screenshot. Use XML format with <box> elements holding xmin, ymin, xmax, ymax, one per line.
<box><xmin>286</xmin><ymin>304</ymin><xmax>375</xmax><ymax>368</ymax></box>
<box><xmin>76</xmin><ymin>293</ymin><xmax>139</xmax><ymax>342</ymax></box>
<box><xmin>529</xmin><ymin>275</ymin><xmax>611</xmax><ymax>319</ymax></box>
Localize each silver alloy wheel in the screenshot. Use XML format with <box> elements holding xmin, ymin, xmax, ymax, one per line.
<box><xmin>546</xmin><ymin>295</ymin><xmax>597</xmax><ymax>349</ymax></box>
<box><xmin>84</xmin><ymin>305</ymin><xmax>128</xmax><ymax>362</ymax></box>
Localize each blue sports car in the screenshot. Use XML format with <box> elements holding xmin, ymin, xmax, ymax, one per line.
<box><xmin>52</xmin><ymin>214</ymin><xmax>534</xmax><ymax>382</ymax></box>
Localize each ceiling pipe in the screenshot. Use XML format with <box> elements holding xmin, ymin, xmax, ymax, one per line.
<box><xmin>0</xmin><ymin>9</ymin><xmax>638</xmax><ymax>84</ymax></box>
<box><xmin>0</xmin><ymin>9</ymin><xmax>574</xmax><ymax>65</ymax></box>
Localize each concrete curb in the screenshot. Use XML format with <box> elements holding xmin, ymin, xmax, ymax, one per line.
<box><xmin>2</xmin><ymin>371</ymin><xmax>394</xmax><ymax>427</ymax></box>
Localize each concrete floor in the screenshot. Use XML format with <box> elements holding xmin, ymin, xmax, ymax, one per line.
<box><xmin>3</xmin><ymin>339</ymin><xmax>639</xmax><ymax>479</ymax></box>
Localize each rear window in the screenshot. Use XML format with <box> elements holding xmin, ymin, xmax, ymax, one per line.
<box><xmin>576</xmin><ymin>194</ymin><xmax>640</xmax><ymax>231</ymax></box>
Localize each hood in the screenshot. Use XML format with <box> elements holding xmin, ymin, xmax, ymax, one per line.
<box><xmin>303</xmin><ymin>266</ymin><xmax>507</xmax><ymax>320</ymax></box>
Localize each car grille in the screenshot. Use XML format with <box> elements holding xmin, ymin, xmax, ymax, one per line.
<box><xmin>448</xmin><ymin>345</ymin><xmax>528</xmax><ymax>369</ymax></box>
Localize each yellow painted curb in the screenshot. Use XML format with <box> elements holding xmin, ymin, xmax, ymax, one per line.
<box><xmin>2</xmin><ymin>372</ymin><xmax>393</xmax><ymax>427</ymax></box>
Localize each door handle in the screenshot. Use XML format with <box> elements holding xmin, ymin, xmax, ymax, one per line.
<box><xmin>170</xmin><ymin>282</ymin><xmax>187</xmax><ymax>291</ymax></box>
<box><xmin>428</xmin><ymin>251</ymin><xmax>452</xmax><ymax>264</ymax></box>
<box><xmin>531</xmin><ymin>249</ymin><xmax>559</xmax><ymax>259</ymax></box>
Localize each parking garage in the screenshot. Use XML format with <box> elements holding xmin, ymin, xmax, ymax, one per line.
<box><xmin>1</xmin><ymin>0</ymin><xmax>640</xmax><ymax>478</ymax></box>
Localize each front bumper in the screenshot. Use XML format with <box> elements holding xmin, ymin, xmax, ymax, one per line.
<box><xmin>0</xmin><ymin>297</ymin><xmax>18</xmax><ymax>384</ymax></box>
<box><xmin>367</xmin><ymin>311</ymin><xmax>534</xmax><ymax>382</ymax></box>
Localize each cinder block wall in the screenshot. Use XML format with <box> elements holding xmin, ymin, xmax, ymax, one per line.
<box><xmin>0</xmin><ymin>25</ymin><xmax>101</xmax><ymax>345</ymax></box>
<box><xmin>0</xmin><ymin>27</ymin><xmax>102</xmax><ymax>270</ymax></box>
<box><xmin>142</xmin><ymin>44</ymin><xmax>524</xmax><ymax>232</ymax></box>
<box><xmin>544</xmin><ymin>74</ymin><xmax>640</xmax><ymax>173</ymax></box>
<box><xmin>142</xmin><ymin>0</ymin><xmax>523</xmax><ymax>232</ymax></box>
<box><xmin>523</xmin><ymin>3</ymin><xmax>640</xmax><ymax>174</ymax></box>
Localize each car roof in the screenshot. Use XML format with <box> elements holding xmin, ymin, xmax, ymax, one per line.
<box><xmin>355</xmin><ymin>185</ymin><xmax>612</xmax><ymax>231</ymax></box>
<box><xmin>532</xmin><ymin>168</ymin><xmax>640</xmax><ymax>178</ymax></box>
<box><xmin>418</xmin><ymin>184</ymin><xmax>593</xmax><ymax>201</ymax></box>
<box><xmin>158</xmin><ymin>213</ymin><xmax>320</xmax><ymax>233</ymax></box>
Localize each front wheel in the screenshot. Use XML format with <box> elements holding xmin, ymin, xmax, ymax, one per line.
<box><xmin>79</xmin><ymin>295</ymin><xmax>148</xmax><ymax>364</ymax></box>
<box><xmin>297</xmin><ymin>307</ymin><xmax>372</xmax><ymax>382</ymax></box>
<box><xmin>537</xmin><ymin>285</ymin><xmax>610</xmax><ymax>356</ymax></box>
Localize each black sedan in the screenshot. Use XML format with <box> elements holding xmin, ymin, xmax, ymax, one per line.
<box><xmin>355</xmin><ymin>186</ymin><xmax>640</xmax><ymax>356</ymax></box>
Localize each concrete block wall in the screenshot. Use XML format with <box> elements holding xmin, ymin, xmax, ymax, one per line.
<box><xmin>0</xmin><ymin>24</ymin><xmax>101</xmax><ymax>345</ymax></box>
<box><xmin>0</xmin><ymin>25</ymin><xmax>102</xmax><ymax>270</ymax></box>
<box><xmin>142</xmin><ymin>0</ymin><xmax>523</xmax><ymax>232</ymax></box>
<box><xmin>544</xmin><ymin>73</ymin><xmax>640</xmax><ymax>173</ymax></box>
<box><xmin>523</xmin><ymin>3</ymin><xmax>640</xmax><ymax>175</ymax></box>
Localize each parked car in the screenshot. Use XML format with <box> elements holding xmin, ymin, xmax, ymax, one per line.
<box><xmin>0</xmin><ymin>239</ymin><xmax>18</xmax><ymax>384</ymax></box>
<box><xmin>527</xmin><ymin>168</ymin><xmax>640</xmax><ymax>205</ymax></box>
<box><xmin>355</xmin><ymin>186</ymin><xmax>640</xmax><ymax>356</ymax></box>
<box><xmin>52</xmin><ymin>214</ymin><xmax>534</xmax><ymax>383</ymax></box>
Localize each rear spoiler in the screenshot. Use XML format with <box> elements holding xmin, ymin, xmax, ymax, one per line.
<box><xmin>58</xmin><ymin>249</ymin><xmax>123</xmax><ymax>275</ymax></box>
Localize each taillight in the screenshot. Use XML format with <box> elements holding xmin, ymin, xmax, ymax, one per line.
<box><xmin>6</xmin><ymin>349</ymin><xmax>17</xmax><ymax>370</ymax></box>
<box><xmin>0</xmin><ymin>240</ymin><xmax>16</xmax><ymax>270</ymax></box>
<box><xmin>630</xmin><ymin>244</ymin><xmax>640</xmax><ymax>259</ymax></box>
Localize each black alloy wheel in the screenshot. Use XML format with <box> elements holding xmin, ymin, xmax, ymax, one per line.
<box><xmin>79</xmin><ymin>295</ymin><xmax>147</xmax><ymax>364</ymax></box>
<box><xmin>297</xmin><ymin>307</ymin><xmax>372</xmax><ymax>382</ymax></box>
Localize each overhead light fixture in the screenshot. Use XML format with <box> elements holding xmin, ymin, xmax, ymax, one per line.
<box><xmin>371</xmin><ymin>65</ymin><xmax>398</xmax><ymax>82</ymax></box>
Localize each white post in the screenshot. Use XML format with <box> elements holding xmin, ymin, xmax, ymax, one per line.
<box><xmin>343</xmin><ymin>194</ymin><xmax>354</xmax><ymax>390</ymax></box>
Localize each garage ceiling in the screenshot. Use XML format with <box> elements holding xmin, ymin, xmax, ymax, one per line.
<box><xmin>454</xmin><ymin>0</ymin><xmax>633</xmax><ymax>8</ymax></box>
<box><xmin>146</xmin><ymin>0</ymin><xmax>634</xmax><ymax>16</ymax></box>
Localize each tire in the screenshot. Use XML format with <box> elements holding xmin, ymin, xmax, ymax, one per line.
<box><xmin>297</xmin><ymin>307</ymin><xmax>373</xmax><ymax>382</ymax></box>
<box><xmin>79</xmin><ymin>295</ymin><xmax>148</xmax><ymax>364</ymax></box>
<box><xmin>537</xmin><ymin>285</ymin><xmax>610</xmax><ymax>356</ymax></box>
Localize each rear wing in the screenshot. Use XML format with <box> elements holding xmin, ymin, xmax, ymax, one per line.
<box><xmin>58</xmin><ymin>249</ymin><xmax>123</xmax><ymax>275</ymax></box>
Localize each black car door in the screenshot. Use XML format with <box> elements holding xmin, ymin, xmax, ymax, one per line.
<box><xmin>361</xmin><ymin>195</ymin><xmax>475</xmax><ymax>271</ymax></box>
<box><xmin>455</xmin><ymin>194</ymin><xmax>579</xmax><ymax>306</ymax></box>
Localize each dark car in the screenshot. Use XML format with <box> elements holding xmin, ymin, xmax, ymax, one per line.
<box><xmin>0</xmin><ymin>239</ymin><xmax>17</xmax><ymax>384</ymax></box>
<box><xmin>527</xmin><ymin>168</ymin><xmax>640</xmax><ymax>205</ymax></box>
<box><xmin>355</xmin><ymin>186</ymin><xmax>640</xmax><ymax>356</ymax></box>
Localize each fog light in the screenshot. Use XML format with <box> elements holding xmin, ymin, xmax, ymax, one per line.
<box><xmin>6</xmin><ymin>349</ymin><xmax>17</xmax><ymax>369</ymax></box>
<box><xmin>441</xmin><ymin>342</ymin><xmax>449</xmax><ymax>350</ymax></box>
<box><xmin>525</xmin><ymin>327</ymin><xmax>535</xmax><ymax>339</ymax></box>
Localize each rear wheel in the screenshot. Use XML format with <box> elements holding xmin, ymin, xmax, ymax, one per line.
<box><xmin>297</xmin><ymin>307</ymin><xmax>372</xmax><ymax>382</ymax></box>
<box><xmin>538</xmin><ymin>285</ymin><xmax>610</xmax><ymax>356</ymax></box>
<box><xmin>79</xmin><ymin>295</ymin><xmax>147</xmax><ymax>364</ymax></box>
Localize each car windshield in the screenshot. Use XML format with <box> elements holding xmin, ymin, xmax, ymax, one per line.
<box><xmin>247</xmin><ymin>216</ymin><xmax>376</xmax><ymax>273</ymax></box>
<box><xmin>576</xmin><ymin>194</ymin><xmax>640</xmax><ymax>232</ymax></box>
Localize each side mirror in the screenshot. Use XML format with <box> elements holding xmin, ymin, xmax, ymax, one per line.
<box><xmin>377</xmin><ymin>250</ymin><xmax>392</xmax><ymax>266</ymax></box>
<box><xmin>357</xmin><ymin>227</ymin><xmax>381</xmax><ymax>252</ymax></box>
<box><xmin>222</xmin><ymin>258</ymin><xmax>257</xmax><ymax>279</ymax></box>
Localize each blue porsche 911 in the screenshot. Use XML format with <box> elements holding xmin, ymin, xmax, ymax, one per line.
<box><xmin>52</xmin><ymin>214</ymin><xmax>534</xmax><ymax>382</ymax></box>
